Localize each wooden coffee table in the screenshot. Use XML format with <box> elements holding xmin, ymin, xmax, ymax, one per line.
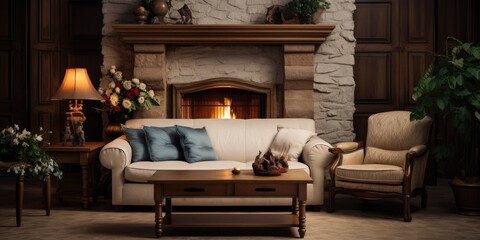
<box><xmin>148</xmin><ymin>169</ymin><xmax>313</xmax><ymax>238</ymax></box>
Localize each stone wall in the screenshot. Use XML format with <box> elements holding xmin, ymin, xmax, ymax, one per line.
<box><xmin>101</xmin><ymin>0</ymin><xmax>356</xmax><ymax>143</ymax></box>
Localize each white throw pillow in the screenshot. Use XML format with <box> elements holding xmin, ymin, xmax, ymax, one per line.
<box><xmin>269</xmin><ymin>127</ymin><xmax>316</xmax><ymax>161</ymax></box>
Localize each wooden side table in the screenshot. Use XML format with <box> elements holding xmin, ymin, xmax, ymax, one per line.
<box><xmin>0</xmin><ymin>161</ymin><xmax>51</xmax><ymax>227</ymax></box>
<box><xmin>43</xmin><ymin>142</ymin><xmax>105</xmax><ymax>209</ymax></box>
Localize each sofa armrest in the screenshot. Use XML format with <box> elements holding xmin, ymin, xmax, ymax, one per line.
<box><xmin>99</xmin><ymin>136</ymin><xmax>132</xmax><ymax>170</ymax></box>
<box><xmin>301</xmin><ymin>135</ymin><xmax>334</xmax><ymax>206</ymax></box>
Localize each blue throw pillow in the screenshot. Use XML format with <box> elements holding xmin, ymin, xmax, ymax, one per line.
<box><xmin>143</xmin><ymin>126</ymin><xmax>183</xmax><ymax>161</ymax></box>
<box><xmin>121</xmin><ymin>125</ymin><xmax>150</xmax><ymax>163</ymax></box>
<box><xmin>175</xmin><ymin>125</ymin><xmax>217</xmax><ymax>163</ymax></box>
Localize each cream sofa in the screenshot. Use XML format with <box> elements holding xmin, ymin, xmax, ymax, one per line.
<box><xmin>99</xmin><ymin>118</ymin><xmax>334</xmax><ymax>208</ymax></box>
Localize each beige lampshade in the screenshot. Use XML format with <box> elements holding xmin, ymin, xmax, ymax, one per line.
<box><xmin>51</xmin><ymin>68</ymin><xmax>103</xmax><ymax>101</ymax></box>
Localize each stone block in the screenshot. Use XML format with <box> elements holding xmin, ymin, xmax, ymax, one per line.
<box><xmin>284</xmin><ymin>45</ymin><xmax>315</xmax><ymax>53</ymax></box>
<box><xmin>180</xmin><ymin>67</ymin><xmax>195</xmax><ymax>76</ymax></box>
<box><xmin>228</xmin><ymin>12</ymin><xmax>251</xmax><ymax>22</ymax></box>
<box><xmin>284</xmin><ymin>66</ymin><xmax>314</xmax><ymax>82</ymax></box>
<box><xmin>284</xmin><ymin>90</ymin><xmax>313</xmax><ymax>118</ymax></box>
<box><xmin>209</xmin><ymin>10</ymin><xmax>228</xmax><ymax>19</ymax></box>
<box><xmin>335</xmin><ymin>76</ymin><xmax>355</xmax><ymax>86</ymax></box>
<box><xmin>340</xmin><ymin>30</ymin><xmax>356</xmax><ymax>42</ymax></box>
<box><xmin>134</xmin><ymin>68</ymin><xmax>165</xmax><ymax>90</ymax></box>
<box><xmin>315</xmin><ymin>64</ymin><xmax>339</xmax><ymax>74</ymax></box>
<box><xmin>135</xmin><ymin>54</ymin><xmax>163</xmax><ymax>68</ymax></box>
<box><xmin>191</xmin><ymin>3</ymin><xmax>211</xmax><ymax>13</ymax></box>
<box><xmin>284</xmin><ymin>80</ymin><xmax>312</xmax><ymax>90</ymax></box>
<box><xmin>284</xmin><ymin>53</ymin><xmax>314</xmax><ymax>66</ymax></box>
<box><xmin>134</xmin><ymin>44</ymin><xmax>165</xmax><ymax>53</ymax></box>
<box><xmin>247</xmin><ymin>0</ymin><xmax>272</xmax><ymax>5</ymax></box>
<box><xmin>247</xmin><ymin>5</ymin><xmax>267</xmax><ymax>14</ymax></box>
<box><xmin>228</xmin><ymin>0</ymin><xmax>247</xmax><ymax>9</ymax></box>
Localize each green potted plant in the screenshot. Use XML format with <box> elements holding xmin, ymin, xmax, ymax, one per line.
<box><xmin>285</xmin><ymin>0</ymin><xmax>331</xmax><ymax>24</ymax></box>
<box><xmin>410</xmin><ymin>37</ymin><xmax>480</xmax><ymax>215</ymax></box>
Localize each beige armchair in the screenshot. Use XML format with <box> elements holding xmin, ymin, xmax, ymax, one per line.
<box><xmin>327</xmin><ymin>111</ymin><xmax>432</xmax><ymax>222</ymax></box>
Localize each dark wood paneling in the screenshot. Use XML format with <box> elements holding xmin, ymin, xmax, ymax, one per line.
<box><xmin>0</xmin><ymin>51</ymin><xmax>11</xmax><ymax>103</ymax></box>
<box><xmin>354</xmin><ymin>53</ymin><xmax>390</xmax><ymax>102</ymax></box>
<box><xmin>39</xmin><ymin>0</ymin><xmax>55</xmax><ymax>42</ymax></box>
<box><xmin>0</xmin><ymin>0</ymin><xmax>28</xmax><ymax>129</ymax></box>
<box><xmin>68</xmin><ymin>1</ymin><xmax>103</xmax><ymax>40</ymax></box>
<box><xmin>407</xmin><ymin>0</ymin><xmax>429</xmax><ymax>43</ymax></box>
<box><xmin>354</xmin><ymin>2</ymin><xmax>392</xmax><ymax>43</ymax></box>
<box><xmin>0</xmin><ymin>0</ymin><xmax>11</xmax><ymax>39</ymax></box>
<box><xmin>406</xmin><ymin>52</ymin><xmax>429</xmax><ymax>105</ymax></box>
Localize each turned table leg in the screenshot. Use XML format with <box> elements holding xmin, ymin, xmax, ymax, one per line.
<box><xmin>155</xmin><ymin>199</ymin><xmax>164</xmax><ymax>238</ymax></box>
<box><xmin>81</xmin><ymin>164</ymin><xmax>89</xmax><ymax>209</ymax></box>
<box><xmin>44</xmin><ymin>175</ymin><xmax>51</xmax><ymax>216</ymax></box>
<box><xmin>15</xmin><ymin>172</ymin><xmax>25</xmax><ymax>227</ymax></box>
<box><xmin>298</xmin><ymin>200</ymin><xmax>306</xmax><ymax>238</ymax></box>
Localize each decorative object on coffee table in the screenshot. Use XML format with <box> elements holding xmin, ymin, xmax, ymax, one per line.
<box><xmin>252</xmin><ymin>150</ymin><xmax>289</xmax><ymax>176</ymax></box>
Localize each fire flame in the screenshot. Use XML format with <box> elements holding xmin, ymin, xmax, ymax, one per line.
<box><xmin>221</xmin><ymin>97</ymin><xmax>236</xmax><ymax>119</ymax></box>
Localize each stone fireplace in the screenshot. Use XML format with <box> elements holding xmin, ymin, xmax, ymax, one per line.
<box><xmin>101</xmin><ymin>0</ymin><xmax>357</xmax><ymax>143</ymax></box>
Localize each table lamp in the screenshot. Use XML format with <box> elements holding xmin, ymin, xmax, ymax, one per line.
<box><xmin>51</xmin><ymin>68</ymin><xmax>103</xmax><ymax>146</ymax></box>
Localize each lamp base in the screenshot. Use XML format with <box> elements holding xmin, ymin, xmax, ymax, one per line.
<box><xmin>63</xmin><ymin>111</ymin><xmax>86</xmax><ymax>146</ymax></box>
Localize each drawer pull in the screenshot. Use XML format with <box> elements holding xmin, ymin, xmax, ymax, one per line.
<box><xmin>183</xmin><ymin>188</ymin><xmax>205</xmax><ymax>192</ymax></box>
<box><xmin>255</xmin><ymin>188</ymin><xmax>276</xmax><ymax>192</ymax></box>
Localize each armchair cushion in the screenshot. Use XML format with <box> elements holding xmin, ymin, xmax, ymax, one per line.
<box><xmin>364</xmin><ymin>147</ymin><xmax>409</xmax><ymax>168</ymax></box>
<box><xmin>336</xmin><ymin>164</ymin><xmax>404</xmax><ymax>185</ymax></box>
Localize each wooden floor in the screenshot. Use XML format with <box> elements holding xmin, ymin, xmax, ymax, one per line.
<box><xmin>0</xmin><ymin>173</ymin><xmax>479</xmax><ymax>239</ymax></box>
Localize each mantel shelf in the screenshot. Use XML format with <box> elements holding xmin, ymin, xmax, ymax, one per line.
<box><xmin>112</xmin><ymin>24</ymin><xmax>335</xmax><ymax>45</ymax></box>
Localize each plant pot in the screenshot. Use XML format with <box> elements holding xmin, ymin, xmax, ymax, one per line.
<box><xmin>450</xmin><ymin>177</ymin><xmax>480</xmax><ymax>216</ymax></box>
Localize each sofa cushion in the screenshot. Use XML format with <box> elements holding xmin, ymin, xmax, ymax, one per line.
<box><xmin>175</xmin><ymin>125</ymin><xmax>217</xmax><ymax>163</ymax></box>
<box><xmin>143</xmin><ymin>126</ymin><xmax>183</xmax><ymax>161</ymax></box>
<box><xmin>125</xmin><ymin>160</ymin><xmax>311</xmax><ymax>183</ymax></box>
<box><xmin>269</xmin><ymin>127</ymin><xmax>316</xmax><ymax>161</ymax></box>
<box><xmin>121</xmin><ymin>125</ymin><xmax>149</xmax><ymax>162</ymax></box>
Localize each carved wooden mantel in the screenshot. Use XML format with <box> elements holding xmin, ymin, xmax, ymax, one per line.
<box><xmin>113</xmin><ymin>24</ymin><xmax>335</xmax><ymax>119</ymax></box>
<box><xmin>112</xmin><ymin>24</ymin><xmax>335</xmax><ymax>45</ymax></box>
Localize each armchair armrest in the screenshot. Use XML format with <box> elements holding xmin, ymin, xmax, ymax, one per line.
<box><xmin>329</xmin><ymin>141</ymin><xmax>364</xmax><ymax>154</ymax></box>
<box><xmin>99</xmin><ymin>136</ymin><xmax>132</xmax><ymax>170</ymax></box>
<box><xmin>407</xmin><ymin>145</ymin><xmax>427</xmax><ymax>159</ymax></box>
<box><xmin>328</xmin><ymin>141</ymin><xmax>365</xmax><ymax>184</ymax></box>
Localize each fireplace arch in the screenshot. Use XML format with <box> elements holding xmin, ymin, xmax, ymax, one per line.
<box><xmin>171</xmin><ymin>78</ymin><xmax>276</xmax><ymax>119</ymax></box>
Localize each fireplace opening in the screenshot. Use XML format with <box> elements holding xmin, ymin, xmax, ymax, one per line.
<box><xmin>171</xmin><ymin>78</ymin><xmax>276</xmax><ymax>119</ymax></box>
<box><xmin>181</xmin><ymin>88</ymin><xmax>265</xmax><ymax>119</ymax></box>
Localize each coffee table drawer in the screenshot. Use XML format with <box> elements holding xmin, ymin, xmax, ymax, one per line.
<box><xmin>164</xmin><ymin>183</ymin><xmax>228</xmax><ymax>196</ymax></box>
<box><xmin>235</xmin><ymin>183</ymin><xmax>297</xmax><ymax>196</ymax></box>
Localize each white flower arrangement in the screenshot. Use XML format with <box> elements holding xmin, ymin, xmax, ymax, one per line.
<box><xmin>0</xmin><ymin>125</ymin><xmax>62</xmax><ymax>180</ymax></box>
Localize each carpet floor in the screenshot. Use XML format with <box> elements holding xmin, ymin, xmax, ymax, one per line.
<box><xmin>0</xmin><ymin>175</ymin><xmax>479</xmax><ymax>240</ymax></box>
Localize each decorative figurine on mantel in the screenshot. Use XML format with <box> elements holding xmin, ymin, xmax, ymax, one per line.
<box><xmin>134</xmin><ymin>6</ymin><xmax>149</xmax><ymax>24</ymax></box>
<box><xmin>176</xmin><ymin>4</ymin><xmax>192</xmax><ymax>24</ymax></box>
<box><xmin>151</xmin><ymin>0</ymin><xmax>172</xmax><ymax>24</ymax></box>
